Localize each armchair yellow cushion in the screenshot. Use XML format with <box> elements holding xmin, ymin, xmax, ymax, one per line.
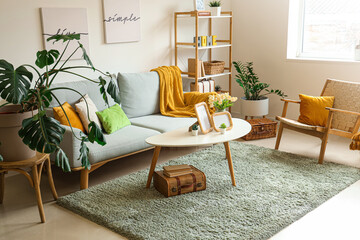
<box><xmin>298</xmin><ymin>94</ymin><xmax>335</xmax><ymax>127</ymax></box>
<box><xmin>53</xmin><ymin>102</ymin><xmax>85</xmax><ymax>132</ymax></box>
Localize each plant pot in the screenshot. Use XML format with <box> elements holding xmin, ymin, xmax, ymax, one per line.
<box><xmin>220</xmin><ymin>128</ymin><xmax>226</xmax><ymax>134</ymax></box>
<box><xmin>240</xmin><ymin>97</ymin><xmax>269</xmax><ymax>117</ymax></box>
<box><xmin>0</xmin><ymin>105</ymin><xmax>37</xmax><ymax>161</ymax></box>
<box><xmin>211</xmin><ymin>7</ymin><xmax>221</xmax><ymax>16</ymax></box>
<box><xmin>191</xmin><ymin>129</ymin><xmax>199</xmax><ymax>136</ymax></box>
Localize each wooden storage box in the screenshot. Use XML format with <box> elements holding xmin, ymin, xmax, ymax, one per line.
<box><xmin>153</xmin><ymin>165</ymin><xmax>206</xmax><ymax>197</ymax></box>
<box><xmin>242</xmin><ymin>118</ymin><xmax>277</xmax><ymax>140</ymax></box>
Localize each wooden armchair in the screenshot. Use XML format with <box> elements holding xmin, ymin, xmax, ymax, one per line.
<box><xmin>275</xmin><ymin>79</ymin><xmax>360</xmax><ymax>164</ymax></box>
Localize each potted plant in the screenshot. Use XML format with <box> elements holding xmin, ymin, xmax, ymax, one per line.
<box><xmin>208</xmin><ymin>92</ymin><xmax>237</xmax><ymax>112</ymax></box>
<box><xmin>233</xmin><ymin>61</ymin><xmax>287</xmax><ymax>117</ymax></box>
<box><xmin>0</xmin><ymin>34</ymin><xmax>119</xmax><ymax>172</ymax></box>
<box><xmin>219</xmin><ymin>123</ymin><xmax>227</xmax><ymax>134</ymax></box>
<box><xmin>191</xmin><ymin>124</ymin><xmax>199</xmax><ymax>136</ymax></box>
<box><xmin>209</xmin><ymin>1</ymin><xmax>221</xmax><ymax>16</ymax></box>
<box><xmin>215</xmin><ymin>84</ymin><xmax>222</xmax><ymax>94</ymax></box>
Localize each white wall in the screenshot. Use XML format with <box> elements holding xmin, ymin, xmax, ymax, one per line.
<box><xmin>0</xmin><ymin>0</ymin><xmax>229</xmax><ymax>81</ymax></box>
<box><xmin>232</xmin><ymin>0</ymin><xmax>360</xmax><ymax>119</ymax></box>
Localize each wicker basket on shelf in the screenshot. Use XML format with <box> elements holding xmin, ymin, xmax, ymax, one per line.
<box><xmin>203</xmin><ymin>61</ymin><xmax>225</xmax><ymax>75</ymax></box>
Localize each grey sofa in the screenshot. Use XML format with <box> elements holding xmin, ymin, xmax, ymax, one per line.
<box><xmin>49</xmin><ymin>72</ymin><xmax>196</xmax><ymax>189</ymax></box>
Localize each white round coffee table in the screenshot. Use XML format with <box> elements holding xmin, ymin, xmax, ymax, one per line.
<box><xmin>145</xmin><ymin>118</ymin><xmax>251</xmax><ymax>188</ymax></box>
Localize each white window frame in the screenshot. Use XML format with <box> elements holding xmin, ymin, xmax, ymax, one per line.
<box><xmin>287</xmin><ymin>0</ymin><xmax>359</xmax><ymax>61</ymax></box>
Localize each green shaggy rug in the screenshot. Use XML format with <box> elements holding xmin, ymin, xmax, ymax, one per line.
<box><xmin>57</xmin><ymin>142</ymin><xmax>360</xmax><ymax>240</ymax></box>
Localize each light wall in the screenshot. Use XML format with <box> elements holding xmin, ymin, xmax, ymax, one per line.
<box><xmin>2</xmin><ymin>0</ymin><xmax>359</xmax><ymax>119</ymax></box>
<box><xmin>0</xmin><ymin>0</ymin><xmax>229</xmax><ymax>84</ymax></box>
<box><xmin>232</xmin><ymin>0</ymin><xmax>360</xmax><ymax>119</ymax></box>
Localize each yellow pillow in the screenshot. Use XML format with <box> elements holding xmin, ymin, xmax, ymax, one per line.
<box><xmin>53</xmin><ymin>102</ymin><xmax>85</xmax><ymax>132</ymax></box>
<box><xmin>298</xmin><ymin>94</ymin><xmax>335</xmax><ymax>127</ymax></box>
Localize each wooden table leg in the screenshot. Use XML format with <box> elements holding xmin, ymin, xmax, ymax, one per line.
<box><xmin>224</xmin><ymin>142</ymin><xmax>236</xmax><ymax>186</ymax></box>
<box><xmin>146</xmin><ymin>146</ymin><xmax>161</xmax><ymax>188</ymax></box>
<box><xmin>32</xmin><ymin>164</ymin><xmax>45</xmax><ymax>223</ymax></box>
<box><xmin>0</xmin><ymin>171</ymin><xmax>4</xmax><ymax>204</ymax></box>
<box><xmin>46</xmin><ymin>157</ymin><xmax>58</xmax><ymax>200</ymax></box>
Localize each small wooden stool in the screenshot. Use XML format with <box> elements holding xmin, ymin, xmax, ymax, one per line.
<box><xmin>0</xmin><ymin>153</ymin><xmax>58</xmax><ymax>223</ymax></box>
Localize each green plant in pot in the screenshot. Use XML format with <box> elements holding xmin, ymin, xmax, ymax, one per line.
<box><xmin>233</xmin><ymin>61</ymin><xmax>287</xmax><ymax>118</ymax></box>
<box><xmin>0</xmin><ymin>34</ymin><xmax>119</xmax><ymax>172</ymax></box>
<box><xmin>191</xmin><ymin>124</ymin><xmax>199</xmax><ymax>136</ymax></box>
<box><xmin>209</xmin><ymin>1</ymin><xmax>221</xmax><ymax>16</ymax></box>
<box><xmin>219</xmin><ymin>123</ymin><xmax>227</xmax><ymax>134</ymax></box>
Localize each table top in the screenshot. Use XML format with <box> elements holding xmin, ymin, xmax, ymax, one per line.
<box><xmin>146</xmin><ymin>118</ymin><xmax>251</xmax><ymax>147</ymax></box>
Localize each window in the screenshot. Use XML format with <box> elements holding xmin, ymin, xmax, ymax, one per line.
<box><xmin>287</xmin><ymin>0</ymin><xmax>360</xmax><ymax>60</ymax></box>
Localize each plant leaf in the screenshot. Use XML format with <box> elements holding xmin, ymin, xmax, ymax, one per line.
<box><xmin>18</xmin><ymin>115</ymin><xmax>65</xmax><ymax>153</ymax></box>
<box><xmin>0</xmin><ymin>60</ymin><xmax>32</xmax><ymax>104</ymax></box>
<box><xmin>78</xmin><ymin>42</ymin><xmax>95</xmax><ymax>71</ymax></box>
<box><xmin>35</xmin><ymin>50</ymin><xmax>60</xmax><ymax>69</ymax></box>
<box><xmin>78</xmin><ymin>138</ymin><xmax>91</xmax><ymax>170</ymax></box>
<box><xmin>99</xmin><ymin>76</ymin><xmax>109</xmax><ymax>107</ymax></box>
<box><xmin>88</xmin><ymin>121</ymin><xmax>106</xmax><ymax>146</ymax></box>
<box><xmin>47</xmin><ymin>33</ymin><xmax>81</xmax><ymax>43</ymax></box>
<box><xmin>107</xmin><ymin>77</ymin><xmax>120</xmax><ymax>104</ymax></box>
<box><xmin>55</xmin><ymin>148</ymin><xmax>71</xmax><ymax>172</ymax></box>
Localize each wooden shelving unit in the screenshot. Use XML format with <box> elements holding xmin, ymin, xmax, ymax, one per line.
<box><xmin>174</xmin><ymin>11</ymin><xmax>233</xmax><ymax>95</ymax></box>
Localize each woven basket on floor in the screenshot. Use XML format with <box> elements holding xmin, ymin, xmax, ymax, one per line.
<box><xmin>203</xmin><ymin>61</ymin><xmax>225</xmax><ymax>75</ymax></box>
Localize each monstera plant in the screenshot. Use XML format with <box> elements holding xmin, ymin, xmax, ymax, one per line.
<box><xmin>0</xmin><ymin>34</ymin><xmax>119</xmax><ymax>171</ymax></box>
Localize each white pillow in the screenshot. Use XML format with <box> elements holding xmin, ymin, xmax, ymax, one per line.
<box><xmin>75</xmin><ymin>94</ymin><xmax>102</xmax><ymax>133</ymax></box>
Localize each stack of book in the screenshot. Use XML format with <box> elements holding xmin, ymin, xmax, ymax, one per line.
<box><xmin>163</xmin><ymin>164</ymin><xmax>193</xmax><ymax>177</ymax></box>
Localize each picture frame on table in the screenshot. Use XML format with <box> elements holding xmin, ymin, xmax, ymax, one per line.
<box><xmin>211</xmin><ymin>111</ymin><xmax>234</xmax><ymax>132</ymax></box>
<box><xmin>194</xmin><ymin>102</ymin><xmax>213</xmax><ymax>134</ymax></box>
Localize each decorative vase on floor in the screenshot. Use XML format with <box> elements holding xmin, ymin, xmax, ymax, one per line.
<box><xmin>0</xmin><ymin>105</ymin><xmax>37</xmax><ymax>161</ymax></box>
<box><xmin>240</xmin><ymin>96</ymin><xmax>269</xmax><ymax>117</ymax></box>
<box><xmin>211</xmin><ymin>7</ymin><xmax>221</xmax><ymax>16</ymax></box>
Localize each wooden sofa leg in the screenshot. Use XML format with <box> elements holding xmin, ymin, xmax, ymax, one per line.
<box><xmin>275</xmin><ymin>122</ymin><xmax>284</xmax><ymax>150</ymax></box>
<box><xmin>80</xmin><ymin>169</ymin><xmax>89</xmax><ymax>190</ymax></box>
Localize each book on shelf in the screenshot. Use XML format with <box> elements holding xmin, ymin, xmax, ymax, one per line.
<box><xmin>197</xmin><ymin>11</ymin><xmax>211</xmax><ymax>16</ymax></box>
<box><xmin>188</xmin><ymin>58</ymin><xmax>205</xmax><ymax>78</ymax></box>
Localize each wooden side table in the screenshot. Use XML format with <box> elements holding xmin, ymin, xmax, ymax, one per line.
<box><xmin>0</xmin><ymin>153</ymin><xmax>58</xmax><ymax>223</ymax></box>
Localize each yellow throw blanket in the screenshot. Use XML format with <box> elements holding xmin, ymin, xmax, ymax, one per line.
<box><xmin>350</xmin><ymin>132</ymin><xmax>360</xmax><ymax>150</ymax></box>
<box><xmin>151</xmin><ymin>66</ymin><xmax>216</xmax><ymax>118</ymax></box>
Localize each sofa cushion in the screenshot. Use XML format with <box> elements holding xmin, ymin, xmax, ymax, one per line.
<box><xmin>50</xmin><ymin>78</ymin><xmax>118</xmax><ymax>111</ymax></box>
<box><xmin>130</xmin><ymin>114</ymin><xmax>197</xmax><ymax>133</ymax></box>
<box><xmin>117</xmin><ymin>72</ymin><xmax>160</xmax><ymax>118</ymax></box>
<box><xmin>96</xmin><ymin>104</ymin><xmax>131</xmax><ymax>134</ymax></box>
<box><xmin>85</xmin><ymin>125</ymin><xmax>160</xmax><ymax>167</ymax></box>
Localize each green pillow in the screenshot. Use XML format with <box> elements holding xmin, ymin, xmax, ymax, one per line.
<box><xmin>96</xmin><ymin>104</ymin><xmax>131</xmax><ymax>134</ymax></box>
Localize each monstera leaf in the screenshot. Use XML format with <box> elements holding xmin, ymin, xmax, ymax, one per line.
<box><xmin>88</xmin><ymin>121</ymin><xmax>106</xmax><ymax>146</ymax></box>
<box><xmin>55</xmin><ymin>148</ymin><xmax>71</xmax><ymax>172</ymax></box>
<box><xmin>0</xmin><ymin>59</ymin><xmax>32</xmax><ymax>104</ymax></box>
<box><xmin>107</xmin><ymin>77</ymin><xmax>120</xmax><ymax>104</ymax></box>
<box><xmin>35</xmin><ymin>50</ymin><xmax>60</xmax><ymax>69</ymax></box>
<box><xmin>78</xmin><ymin>42</ymin><xmax>95</xmax><ymax>70</ymax></box>
<box><xmin>19</xmin><ymin>114</ymin><xmax>65</xmax><ymax>153</ymax></box>
<box><xmin>79</xmin><ymin>138</ymin><xmax>91</xmax><ymax>170</ymax></box>
<box><xmin>47</xmin><ymin>33</ymin><xmax>80</xmax><ymax>43</ymax></box>
<box><xmin>99</xmin><ymin>76</ymin><xmax>109</xmax><ymax>107</ymax></box>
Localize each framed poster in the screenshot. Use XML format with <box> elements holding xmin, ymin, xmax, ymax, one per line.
<box><xmin>194</xmin><ymin>102</ymin><xmax>213</xmax><ymax>134</ymax></box>
<box><xmin>103</xmin><ymin>0</ymin><xmax>141</xmax><ymax>43</ymax></box>
<box><xmin>194</xmin><ymin>0</ymin><xmax>205</xmax><ymax>11</ymax></box>
<box><xmin>41</xmin><ymin>8</ymin><xmax>90</xmax><ymax>60</ymax></box>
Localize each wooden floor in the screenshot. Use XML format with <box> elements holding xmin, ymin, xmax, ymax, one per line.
<box><xmin>1</xmin><ymin>128</ymin><xmax>360</xmax><ymax>240</ymax></box>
